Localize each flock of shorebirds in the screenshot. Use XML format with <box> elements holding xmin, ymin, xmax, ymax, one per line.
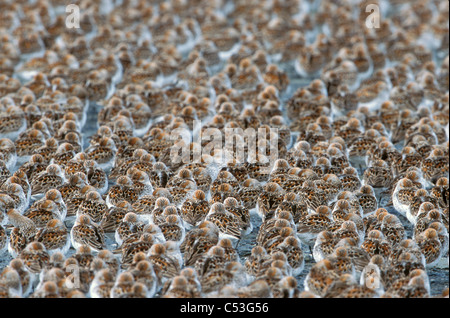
<box><xmin>0</xmin><ymin>0</ymin><xmax>449</xmax><ymax>298</ymax></box>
